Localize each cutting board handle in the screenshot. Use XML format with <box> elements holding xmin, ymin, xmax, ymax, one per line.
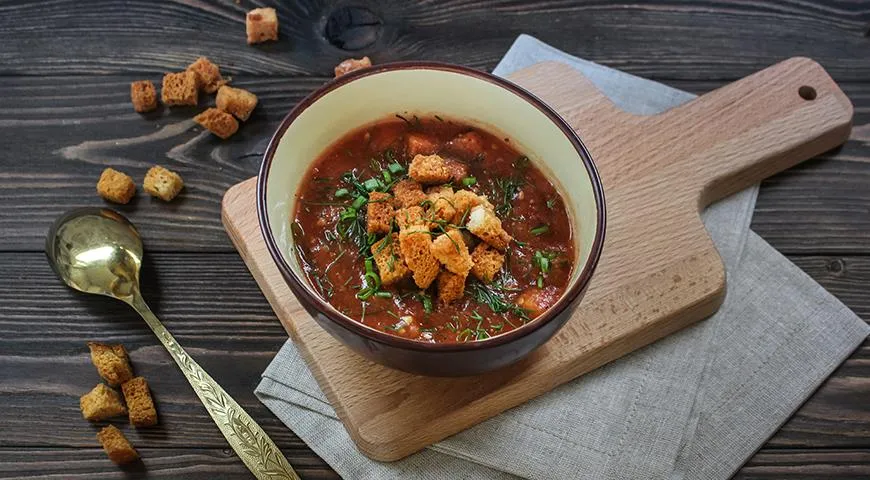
<box><xmin>650</xmin><ymin>57</ymin><xmax>853</xmax><ymax>208</ymax></box>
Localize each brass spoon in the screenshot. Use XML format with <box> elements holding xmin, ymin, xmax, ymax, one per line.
<box><xmin>46</xmin><ymin>208</ymin><xmax>298</xmax><ymax>480</ymax></box>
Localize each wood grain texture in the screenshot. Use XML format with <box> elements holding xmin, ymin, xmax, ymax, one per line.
<box><xmin>0</xmin><ymin>0</ymin><xmax>867</xmax><ymax>81</ymax></box>
<box><xmin>736</xmin><ymin>449</ymin><xmax>870</xmax><ymax>479</ymax></box>
<box><xmin>222</xmin><ymin>59</ymin><xmax>855</xmax><ymax>460</ymax></box>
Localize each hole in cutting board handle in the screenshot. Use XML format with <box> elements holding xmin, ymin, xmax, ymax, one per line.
<box><xmin>798</xmin><ymin>85</ymin><xmax>817</xmax><ymax>101</ymax></box>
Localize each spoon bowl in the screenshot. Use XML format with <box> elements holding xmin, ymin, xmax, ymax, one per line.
<box><xmin>45</xmin><ymin>208</ymin><xmax>298</xmax><ymax>480</ymax></box>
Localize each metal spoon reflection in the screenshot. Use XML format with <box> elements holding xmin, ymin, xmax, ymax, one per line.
<box><xmin>46</xmin><ymin>208</ymin><xmax>298</xmax><ymax>480</ymax></box>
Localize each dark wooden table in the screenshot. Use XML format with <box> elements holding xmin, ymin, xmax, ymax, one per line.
<box><xmin>1</xmin><ymin>1</ymin><xmax>868</xmax><ymax>478</ymax></box>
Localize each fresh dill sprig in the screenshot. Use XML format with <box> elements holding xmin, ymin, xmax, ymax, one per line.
<box><xmin>465</xmin><ymin>278</ymin><xmax>530</xmax><ymax>320</ymax></box>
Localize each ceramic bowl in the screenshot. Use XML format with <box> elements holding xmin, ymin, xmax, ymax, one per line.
<box><xmin>257</xmin><ymin>62</ymin><xmax>605</xmax><ymax>376</ymax></box>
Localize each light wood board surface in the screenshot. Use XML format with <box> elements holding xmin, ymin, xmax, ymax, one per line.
<box><xmin>222</xmin><ymin>58</ymin><xmax>852</xmax><ymax>461</ymax></box>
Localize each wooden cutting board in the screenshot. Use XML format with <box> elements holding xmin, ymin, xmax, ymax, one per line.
<box><xmin>222</xmin><ymin>58</ymin><xmax>852</xmax><ymax>461</ymax></box>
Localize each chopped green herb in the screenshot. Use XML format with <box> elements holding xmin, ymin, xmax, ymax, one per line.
<box><xmin>434</xmin><ymin>115</ymin><xmax>444</xmax><ymax>122</ymax></box>
<box><xmin>546</xmin><ymin>197</ymin><xmax>556</xmax><ymax>209</ymax></box>
<box><xmin>469</xmin><ymin>310</ymin><xmax>484</xmax><ymax>322</ymax></box>
<box><xmin>382</xmin><ymin>169</ymin><xmax>392</xmax><ymax>184</ymax></box>
<box><xmin>446</xmin><ymin>318</ymin><xmax>460</xmax><ymax>333</ymax></box>
<box><xmin>334</xmin><ymin>188</ymin><xmax>350</xmax><ymax>199</ymax></box>
<box><xmin>374</xmin><ymin>291</ymin><xmax>393</xmax><ymax>299</ymax></box>
<box><xmin>530</xmin><ymin>224</ymin><xmax>550</xmax><ymax>236</ymax></box>
<box><xmin>351</xmin><ymin>196</ymin><xmax>367</xmax><ymax>210</ymax></box>
<box><xmin>465</xmin><ymin>279</ymin><xmax>530</xmax><ymax>320</ymax></box>
<box><xmin>414</xmin><ymin>291</ymin><xmax>434</xmax><ymax>314</ymax></box>
<box><xmin>534</xmin><ymin>250</ymin><xmax>558</xmax><ymax>287</ymax></box>
<box><xmin>395</xmin><ymin>113</ymin><xmax>411</xmax><ymax>125</ymax></box>
<box><xmin>493</xmin><ymin>176</ymin><xmax>524</xmax><ymax>218</ymax></box>
<box><xmin>461</xmin><ymin>176</ymin><xmax>477</xmax><ymax>187</ymax></box>
<box><xmin>363</xmin><ymin>178</ymin><xmax>381</xmax><ymax>192</ymax></box>
<box><xmin>388</xmin><ymin>161</ymin><xmax>404</xmax><ymax>174</ymax></box>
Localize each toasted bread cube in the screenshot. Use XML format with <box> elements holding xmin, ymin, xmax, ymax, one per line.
<box><xmin>194</xmin><ymin>107</ymin><xmax>239</xmax><ymax>139</ymax></box>
<box><xmin>80</xmin><ymin>383</ymin><xmax>128</xmax><ymax>422</ymax></box>
<box><xmin>467</xmin><ymin>205</ymin><xmax>513</xmax><ymax>251</ymax></box>
<box><xmin>246</xmin><ymin>7</ymin><xmax>278</xmax><ymax>44</ymax></box>
<box><xmin>371</xmin><ymin>233</ymin><xmax>411</xmax><ymax>285</ymax></box>
<box><xmin>406</xmin><ymin>132</ymin><xmax>439</xmax><ymax>157</ymax></box>
<box><xmin>448</xmin><ymin>131</ymin><xmax>485</xmax><ymax>159</ymax></box>
<box><xmin>96</xmin><ymin>168</ymin><xmax>136</xmax><ymax>205</ymax></box>
<box><xmin>187</xmin><ymin>57</ymin><xmax>224</xmax><ymax>94</ymax></box>
<box><xmin>143</xmin><ymin>166</ymin><xmax>183</xmax><ymax>202</ymax></box>
<box><xmin>431</xmin><ymin>229</ymin><xmax>473</xmax><ymax>275</ymax></box>
<box><xmin>161</xmin><ymin>71</ymin><xmax>198</xmax><ymax>106</ymax></box>
<box><xmin>88</xmin><ymin>342</ymin><xmax>133</xmax><ymax>386</ymax></box>
<box><xmin>409</xmin><ymin>154</ymin><xmax>451</xmax><ymax>185</ymax></box>
<box><xmin>471</xmin><ymin>243</ymin><xmax>504</xmax><ymax>283</ymax></box>
<box><xmin>130</xmin><ymin>80</ymin><xmax>157</xmax><ymax>113</ymax></box>
<box><xmin>444</xmin><ymin>158</ymin><xmax>470</xmax><ymax>183</ymax></box>
<box><xmin>366</xmin><ymin>191</ymin><xmax>394</xmax><ymax>235</ymax></box>
<box><xmin>334</xmin><ymin>56</ymin><xmax>372</xmax><ymax>77</ymax></box>
<box><xmin>122</xmin><ymin>377</ymin><xmax>158</xmax><ymax>427</ymax></box>
<box><xmin>452</xmin><ymin>190</ymin><xmax>490</xmax><ymax>224</ymax></box>
<box><xmin>216</xmin><ymin>85</ymin><xmax>258</xmax><ymax>121</ymax></box>
<box><xmin>437</xmin><ymin>270</ymin><xmax>466</xmax><ymax>304</ymax></box>
<box><xmin>393</xmin><ymin>179</ymin><xmax>427</xmax><ymax>209</ymax></box>
<box><xmin>399</xmin><ymin>226</ymin><xmax>440</xmax><ymax>289</ymax></box>
<box><xmin>97</xmin><ymin>425</ymin><xmax>139</xmax><ymax>465</ymax></box>
<box><xmin>396</xmin><ymin>206</ymin><xmax>426</xmax><ymax>231</ymax></box>
<box><xmin>426</xmin><ymin>185</ymin><xmax>455</xmax><ymax>226</ymax></box>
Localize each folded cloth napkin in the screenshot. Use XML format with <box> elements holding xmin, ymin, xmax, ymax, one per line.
<box><xmin>256</xmin><ymin>35</ymin><xmax>869</xmax><ymax>479</ymax></box>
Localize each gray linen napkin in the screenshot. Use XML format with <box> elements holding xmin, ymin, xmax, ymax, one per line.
<box><xmin>255</xmin><ymin>35</ymin><xmax>869</xmax><ymax>479</ymax></box>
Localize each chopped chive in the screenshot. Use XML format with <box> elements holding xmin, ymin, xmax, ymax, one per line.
<box><xmin>546</xmin><ymin>197</ymin><xmax>556</xmax><ymax>209</ymax></box>
<box><xmin>382</xmin><ymin>169</ymin><xmax>392</xmax><ymax>184</ymax></box>
<box><xmin>537</xmin><ymin>275</ymin><xmax>544</xmax><ymax>289</ymax></box>
<box><xmin>434</xmin><ymin>115</ymin><xmax>444</xmax><ymax>122</ymax></box>
<box><xmin>351</xmin><ymin>196</ymin><xmax>367</xmax><ymax>209</ymax></box>
<box><xmin>363</xmin><ymin>178</ymin><xmax>380</xmax><ymax>191</ymax></box>
<box><xmin>469</xmin><ymin>310</ymin><xmax>484</xmax><ymax>322</ymax></box>
<box><xmin>335</xmin><ymin>188</ymin><xmax>350</xmax><ymax>199</ymax></box>
<box><xmin>530</xmin><ymin>224</ymin><xmax>550</xmax><ymax>236</ymax></box>
<box><xmin>395</xmin><ymin>114</ymin><xmax>411</xmax><ymax>125</ymax></box>
<box><xmin>388</xmin><ymin>162</ymin><xmax>404</xmax><ymax>174</ymax></box>
<box><xmin>374</xmin><ymin>291</ymin><xmax>393</xmax><ymax>298</ymax></box>
<box><xmin>461</xmin><ymin>176</ymin><xmax>477</xmax><ymax>187</ymax></box>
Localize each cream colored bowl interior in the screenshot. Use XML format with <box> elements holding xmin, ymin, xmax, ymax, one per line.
<box><xmin>265</xmin><ymin>68</ymin><xmax>599</xmax><ymax>295</ymax></box>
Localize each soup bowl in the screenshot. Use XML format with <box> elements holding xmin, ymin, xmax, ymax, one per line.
<box><xmin>257</xmin><ymin>62</ymin><xmax>605</xmax><ymax>376</ymax></box>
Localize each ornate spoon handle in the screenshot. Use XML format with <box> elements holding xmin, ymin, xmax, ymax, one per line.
<box><xmin>129</xmin><ymin>292</ymin><xmax>299</xmax><ymax>480</ymax></box>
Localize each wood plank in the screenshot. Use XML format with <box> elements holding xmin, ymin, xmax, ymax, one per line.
<box><xmin>1</xmin><ymin>252</ymin><xmax>868</xmax><ymax>449</ymax></box>
<box><xmin>0</xmin><ymin>1</ymin><xmax>867</xmax><ymax>81</ymax></box>
<box><xmin>0</xmin><ymin>447</ymin><xmax>335</xmax><ymax>479</ymax></box>
<box><xmin>1</xmin><ymin>75</ymin><xmax>869</xmax><ymax>253</ymax></box>
<box><xmin>736</xmin><ymin>449</ymin><xmax>870</xmax><ymax>479</ymax></box>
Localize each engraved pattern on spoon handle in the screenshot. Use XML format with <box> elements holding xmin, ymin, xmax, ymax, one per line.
<box><xmin>129</xmin><ymin>293</ymin><xmax>299</xmax><ymax>480</ymax></box>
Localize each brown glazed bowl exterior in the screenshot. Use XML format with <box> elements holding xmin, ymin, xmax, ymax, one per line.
<box><xmin>257</xmin><ymin>61</ymin><xmax>606</xmax><ymax>377</ymax></box>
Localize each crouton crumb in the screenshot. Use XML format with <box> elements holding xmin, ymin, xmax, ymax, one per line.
<box><xmin>216</xmin><ymin>85</ymin><xmax>258</xmax><ymax>121</ymax></box>
<box><xmin>408</xmin><ymin>154</ymin><xmax>451</xmax><ymax>184</ymax></box>
<box><xmin>130</xmin><ymin>80</ymin><xmax>157</xmax><ymax>113</ymax></box>
<box><xmin>430</xmin><ymin>229</ymin><xmax>473</xmax><ymax>275</ymax></box>
<box><xmin>366</xmin><ymin>191</ymin><xmax>394</xmax><ymax>234</ymax></box>
<box><xmin>97</xmin><ymin>425</ymin><xmax>140</xmax><ymax>465</ymax></box>
<box><xmin>187</xmin><ymin>57</ymin><xmax>225</xmax><ymax>94</ymax></box>
<box><xmin>194</xmin><ymin>107</ymin><xmax>239</xmax><ymax>139</ymax></box>
<box><xmin>121</xmin><ymin>377</ymin><xmax>158</xmax><ymax>427</ymax></box>
<box><xmin>96</xmin><ymin>169</ymin><xmax>136</xmax><ymax>205</ymax></box>
<box><xmin>161</xmin><ymin>71</ymin><xmax>198</xmax><ymax>107</ymax></box>
<box><xmin>80</xmin><ymin>383</ymin><xmax>127</xmax><ymax>422</ymax></box>
<box><xmin>143</xmin><ymin>166</ymin><xmax>184</xmax><ymax>202</ymax></box>
<box><xmin>371</xmin><ymin>233</ymin><xmax>410</xmax><ymax>285</ymax></box>
<box><xmin>246</xmin><ymin>7</ymin><xmax>278</xmax><ymax>44</ymax></box>
<box><xmin>334</xmin><ymin>56</ymin><xmax>372</xmax><ymax>77</ymax></box>
<box><xmin>437</xmin><ymin>270</ymin><xmax>467</xmax><ymax>304</ymax></box>
<box><xmin>399</xmin><ymin>226</ymin><xmax>440</xmax><ymax>289</ymax></box>
<box><xmin>471</xmin><ymin>243</ymin><xmax>505</xmax><ymax>283</ymax></box>
<box><xmin>466</xmin><ymin>204</ymin><xmax>513</xmax><ymax>251</ymax></box>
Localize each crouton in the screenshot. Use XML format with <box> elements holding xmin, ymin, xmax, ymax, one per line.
<box><xmin>406</xmin><ymin>132</ymin><xmax>439</xmax><ymax>157</ymax></box>
<box><xmin>80</xmin><ymin>383</ymin><xmax>127</xmax><ymax>422</ymax></box>
<box><xmin>186</xmin><ymin>57</ymin><xmax>224</xmax><ymax>94</ymax></box>
<box><xmin>97</xmin><ymin>425</ymin><xmax>140</xmax><ymax>465</ymax></box>
<box><xmin>88</xmin><ymin>342</ymin><xmax>133</xmax><ymax>386</ymax></box>
<box><xmin>396</xmin><ymin>206</ymin><xmax>426</xmax><ymax>230</ymax></box>
<box><xmin>399</xmin><ymin>227</ymin><xmax>440</xmax><ymax>289</ymax></box>
<box><xmin>96</xmin><ymin>168</ymin><xmax>136</xmax><ymax>205</ymax></box>
<box><xmin>444</xmin><ymin>158</ymin><xmax>470</xmax><ymax>182</ymax></box>
<box><xmin>371</xmin><ymin>233</ymin><xmax>411</xmax><ymax>286</ymax></box>
<box><xmin>471</xmin><ymin>242</ymin><xmax>504</xmax><ymax>283</ymax></box>
<box><xmin>366</xmin><ymin>191</ymin><xmax>394</xmax><ymax>234</ymax></box>
<box><xmin>143</xmin><ymin>165</ymin><xmax>183</xmax><ymax>202</ymax></box>
<box><xmin>121</xmin><ymin>377</ymin><xmax>158</xmax><ymax>427</ymax></box>
<box><xmin>431</xmin><ymin>229</ymin><xmax>473</xmax><ymax>275</ymax></box>
<box><xmin>246</xmin><ymin>7</ymin><xmax>278</xmax><ymax>44</ymax></box>
<box><xmin>409</xmin><ymin>154</ymin><xmax>451</xmax><ymax>184</ymax></box>
<box><xmin>334</xmin><ymin>56</ymin><xmax>372</xmax><ymax>77</ymax></box>
<box><xmin>194</xmin><ymin>107</ymin><xmax>239</xmax><ymax>139</ymax></box>
<box><xmin>466</xmin><ymin>204</ymin><xmax>513</xmax><ymax>251</ymax></box>
<box><xmin>161</xmin><ymin>71</ymin><xmax>198</xmax><ymax>107</ymax></box>
<box><xmin>216</xmin><ymin>85</ymin><xmax>258</xmax><ymax>121</ymax></box>
<box><xmin>393</xmin><ymin>179</ymin><xmax>427</xmax><ymax>208</ymax></box>
<box><xmin>448</xmin><ymin>131</ymin><xmax>485</xmax><ymax>159</ymax></box>
<box><xmin>426</xmin><ymin>185</ymin><xmax>456</xmax><ymax>226</ymax></box>
<box><xmin>437</xmin><ymin>270</ymin><xmax>466</xmax><ymax>304</ymax></box>
<box><xmin>452</xmin><ymin>190</ymin><xmax>490</xmax><ymax>224</ymax></box>
<box><xmin>130</xmin><ymin>80</ymin><xmax>157</xmax><ymax>113</ymax></box>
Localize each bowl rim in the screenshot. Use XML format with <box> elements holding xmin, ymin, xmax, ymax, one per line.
<box><xmin>257</xmin><ymin>60</ymin><xmax>606</xmax><ymax>353</ymax></box>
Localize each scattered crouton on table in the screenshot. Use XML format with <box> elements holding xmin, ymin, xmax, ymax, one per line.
<box><xmin>216</xmin><ymin>85</ymin><xmax>258</xmax><ymax>121</ymax></box>
<box><xmin>334</xmin><ymin>56</ymin><xmax>372</xmax><ymax>77</ymax></box>
<box><xmin>144</xmin><ymin>166</ymin><xmax>184</xmax><ymax>202</ymax></box>
<box><xmin>246</xmin><ymin>7</ymin><xmax>278</xmax><ymax>44</ymax></box>
<box><xmin>130</xmin><ymin>80</ymin><xmax>157</xmax><ymax>113</ymax></box>
<box><xmin>194</xmin><ymin>107</ymin><xmax>239</xmax><ymax>139</ymax></box>
<box><xmin>161</xmin><ymin>71</ymin><xmax>198</xmax><ymax>107</ymax></box>
<box><xmin>187</xmin><ymin>56</ymin><xmax>224</xmax><ymax>94</ymax></box>
<box><xmin>96</xmin><ymin>169</ymin><xmax>136</xmax><ymax>205</ymax></box>
<box><xmin>80</xmin><ymin>383</ymin><xmax>127</xmax><ymax>422</ymax></box>
<box><xmin>97</xmin><ymin>425</ymin><xmax>140</xmax><ymax>465</ymax></box>
<box><xmin>88</xmin><ymin>342</ymin><xmax>133</xmax><ymax>386</ymax></box>
<box><xmin>122</xmin><ymin>377</ymin><xmax>158</xmax><ymax>427</ymax></box>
